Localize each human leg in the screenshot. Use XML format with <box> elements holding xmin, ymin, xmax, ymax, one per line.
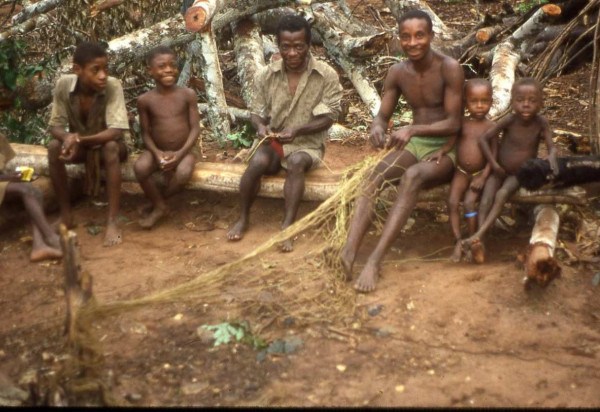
<box><xmin>227</xmin><ymin>145</ymin><xmax>281</xmax><ymax>241</ymax></box>
<box><xmin>340</xmin><ymin>150</ymin><xmax>417</xmax><ymax>279</ymax></box>
<box><xmin>463</xmin><ymin>175</ymin><xmax>521</xmax><ymax>259</ymax></box>
<box><xmin>134</xmin><ymin>150</ymin><xmax>166</xmax><ymax>229</ymax></box>
<box><xmin>164</xmin><ymin>153</ymin><xmax>197</xmax><ymax>198</ymax></box>
<box><xmin>47</xmin><ymin>139</ymin><xmax>81</xmax><ymax>228</ymax></box>
<box><xmin>447</xmin><ymin>171</ymin><xmax>469</xmax><ymax>262</ymax></box>
<box><xmin>280</xmin><ymin>151</ymin><xmax>313</xmax><ymax>252</ymax></box>
<box><xmin>5</xmin><ymin>182</ymin><xmax>62</xmax><ymax>261</ymax></box>
<box><xmin>101</xmin><ymin>140</ymin><xmax>127</xmax><ymax>246</ymax></box>
<box><xmin>354</xmin><ymin>155</ymin><xmax>454</xmax><ymax>292</ymax></box>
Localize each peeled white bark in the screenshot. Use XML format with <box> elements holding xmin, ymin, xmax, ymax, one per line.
<box><xmin>524</xmin><ymin>204</ymin><xmax>561</xmax><ymax>288</ymax></box>
<box><xmin>9</xmin><ymin>0</ymin><xmax>63</xmax><ymax>25</ymax></box>
<box><xmin>8</xmin><ymin>145</ymin><xmax>588</xmax><ymax>204</ymax></box>
<box><xmin>488</xmin><ymin>41</ymin><xmax>520</xmax><ymax>118</ymax></box>
<box><xmin>232</xmin><ymin>19</ymin><xmax>266</xmax><ymax>108</ymax></box>
<box><xmin>310</xmin><ymin>6</ymin><xmax>382</xmax><ymax>117</ymax></box>
<box><xmin>195</xmin><ymin>31</ymin><xmax>230</xmax><ymax>142</ymax></box>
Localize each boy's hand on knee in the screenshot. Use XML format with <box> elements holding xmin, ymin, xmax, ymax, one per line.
<box><xmin>59</xmin><ymin>133</ymin><xmax>80</xmax><ymax>162</ymax></box>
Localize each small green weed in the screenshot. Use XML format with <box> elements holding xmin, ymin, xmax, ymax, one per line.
<box><xmin>201</xmin><ymin>321</ymin><xmax>267</xmax><ymax>350</ymax></box>
<box><xmin>226</xmin><ymin>123</ymin><xmax>254</xmax><ymax>149</ymax></box>
<box><xmin>516</xmin><ymin>0</ymin><xmax>549</xmax><ymax>14</ymax></box>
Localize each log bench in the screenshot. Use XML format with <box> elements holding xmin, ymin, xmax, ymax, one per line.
<box><xmin>3</xmin><ymin>143</ymin><xmax>587</xmax><ymax>218</ymax></box>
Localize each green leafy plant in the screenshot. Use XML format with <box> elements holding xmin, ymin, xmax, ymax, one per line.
<box><xmin>516</xmin><ymin>0</ymin><xmax>549</xmax><ymax>14</ymax></box>
<box><xmin>226</xmin><ymin>124</ymin><xmax>254</xmax><ymax>149</ymax></box>
<box><xmin>201</xmin><ymin>320</ymin><xmax>266</xmax><ymax>349</ymax></box>
<box><xmin>0</xmin><ymin>39</ymin><xmax>51</xmax><ymax>145</ymax></box>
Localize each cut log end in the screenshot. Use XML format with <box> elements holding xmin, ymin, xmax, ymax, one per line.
<box><xmin>541</xmin><ymin>4</ymin><xmax>562</xmax><ymax>18</ymax></box>
<box><xmin>185</xmin><ymin>6</ymin><xmax>208</xmax><ymax>32</ymax></box>
<box><xmin>524</xmin><ymin>243</ymin><xmax>562</xmax><ymax>290</ymax></box>
<box><xmin>476</xmin><ymin>29</ymin><xmax>491</xmax><ymax>44</ymax></box>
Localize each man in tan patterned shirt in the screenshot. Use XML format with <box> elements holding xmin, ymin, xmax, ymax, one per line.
<box><xmin>227</xmin><ymin>14</ymin><xmax>342</xmax><ymax>252</ymax></box>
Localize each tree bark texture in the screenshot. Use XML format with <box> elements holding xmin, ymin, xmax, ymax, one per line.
<box><xmin>8</xmin><ymin>144</ymin><xmax>589</xmax><ymax>204</ymax></box>
<box><xmin>524</xmin><ymin>205</ymin><xmax>561</xmax><ymax>289</ymax></box>
<box><xmin>232</xmin><ymin>19</ymin><xmax>266</xmax><ymax>108</ymax></box>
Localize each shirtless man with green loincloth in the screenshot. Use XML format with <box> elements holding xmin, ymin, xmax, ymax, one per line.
<box><xmin>339</xmin><ymin>9</ymin><xmax>464</xmax><ymax>293</ymax></box>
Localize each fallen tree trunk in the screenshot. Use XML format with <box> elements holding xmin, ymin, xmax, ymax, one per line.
<box><xmin>383</xmin><ymin>0</ymin><xmax>456</xmax><ymax>42</ymax></box>
<box><xmin>489</xmin><ymin>4</ymin><xmax>562</xmax><ymax>117</ymax></box>
<box><xmin>0</xmin><ymin>13</ymin><xmax>51</xmax><ymax>42</ymax></box>
<box><xmin>9</xmin><ymin>144</ymin><xmax>588</xmax><ymax>204</ymax></box>
<box><xmin>184</xmin><ymin>0</ymin><xmax>334</xmax><ymax>32</ymax></box>
<box><xmin>232</xmin><ymin>19</ymin><xmax>266</xmax><ymax>108</ymax></box>
<box><xmin>488</xmin><ymin>41</ymin><xmax>521</xmax><ymax>118</ymax></box>
<box><xmin>310</xmin><ymin>8</ymin><xmax>382</xmax><ymax>117</ymax></box>
<box><xmin>523</xmin><ymin>204</ymin><xmax>561</xmax><ymax>289</ymax></box>
<box><xmin>195</xmin><ymin>31</ymin><xmax>230</xmax><ymax>143</ymax></box>
<box><xmin>311</xmin><ymin>3</ymin><xmax>392</xmax><ymax>58</ymax></box>
<box><xmin>8</xmin><ymin>0</ymin><xmax>62</xmax><ymax>26</ymax></box>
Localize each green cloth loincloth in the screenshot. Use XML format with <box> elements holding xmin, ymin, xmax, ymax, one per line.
<box><xmin>405</xmin><ymin>136</ymin><xmax>456</xmax><ymax>164</ymax></box>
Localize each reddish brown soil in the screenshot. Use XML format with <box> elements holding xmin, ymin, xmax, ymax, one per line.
<box><xmin>1</xmin><ymin>0</ymin><xmax>600</xmax><ymax>408</ymax></box>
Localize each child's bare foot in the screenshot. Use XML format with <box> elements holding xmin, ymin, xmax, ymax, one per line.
<box><xmin>353</xmin><ymin>260</ymin><xmax>380</xmax><ymax>293</ymax></box>
<box><xmin>30</xmin><ymin>245</ymin><xmax>63</xmax><ymax>262</ymax></box>
<box><xmin>103</xmin><ymin>221</ymin><xmax>122</xmax><ymax>246</ymax></box>
<box><xmin>463</xmin><ymin>236</ymin><xmax>485</xmax><ymax>264</ymax></box>
<box><xmin>450</xmin><ymin>240</ymin><xmax>463</xmax><ymax>263</ymax></box>
<box><xmin>339</xmin><ymin>246</ymin><xmax>355</xmax><ymax>281</ymax></box>
<box><xmin>227</xmin><ymin>218</ymin><xmax>248</xmax><ymax>241</ymax></box>
<box><xmin>139</xmin><ymin>207</ymin><xmax>167</xmax><ymax>230</ymax></box>
<box><xmin>280</xmin><ymin>238</ymin><xmax>294</xmax><ymax>252</ymax></box>
<box><xmin>137</xmin><ymin>202</ymin><xmax>153</xmax><ymax>216</ymax></box>
<box><xmin>470</xmin><ymin>238</ymin><xmax>485</xmax><ymax>264</ymax></box>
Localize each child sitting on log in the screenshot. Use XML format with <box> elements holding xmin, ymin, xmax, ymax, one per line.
<box><xmin>448</xmin><ymin>79</ymin><xmax>495</xmax><ymax>263</ymax></box>
<box><xmin>47</xmin><ymin>41</ymin><xmax>130</xmax><ymax>247</ymax></box>
<box><xmin>134</xmin><ymin>46</ymin><xmax>200</xmax><ymax>229</ymax></box>
<box><xmin>462</xmin><ymin>77</ymin><xmax>559</xmax><ymax>262</ymax></box>
<box><xmin>0</xmin><ymin>133</ymin><xmax>62</xmax><ymax>261</ymax></box>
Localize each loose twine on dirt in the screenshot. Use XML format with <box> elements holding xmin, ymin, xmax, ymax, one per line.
<box><xmin>68</xmin><ymin>147</ymin><xmax>442</xmax><ymax>382</ymax></box>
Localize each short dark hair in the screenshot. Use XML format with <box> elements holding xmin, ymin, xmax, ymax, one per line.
<box><xmin>465</xmin><ymin>78</ymin><xmax>492</xmax><ymax>95</ymax></box>
<box><xmin>73</xmin><ymin>42</ymin><xmax>107</xmax><ymax>67</ymax></box>
<box><xmin>146</xmin><ymin>45</ymin><xmax>176</xmax><ymax>66</ymax></box>
<box><xmin>276</xmin><ymin>14</ymin><xmax>311</xmax><ymax>45</ymax></box>
<box><xmin>398</xmin><ymin>9</ymin><xmax>433</xmax><ymax>33</ymax></box>
<box><xmin>512</xmin><ymin>77</ymin><xmax>542</xmax><ymax>95</ymax></box>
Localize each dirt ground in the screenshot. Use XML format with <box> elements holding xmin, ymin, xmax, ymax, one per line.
<box><xmin>1</xmin><ymin>0</ymin><xmax>600</xmax><ymax>408</ymax></box>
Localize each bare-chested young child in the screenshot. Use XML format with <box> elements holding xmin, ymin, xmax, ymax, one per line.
<box><xmin>462</xmin><ymin>77</ymin><xmax>559</xmax><ymax>261</ymax></box>
<box><xmin>134</xmin><ymin>46</ymin><xmax>200</xmax><ymax>229</ymax></box>
<box><xmin>448</xmin><ymin>79</ymin><xmax>495</xmax><ymax>263</ymax></box>
<box><xmin>1</xmin><ymin>133</ymin><xmax>62</xmax><ymax>262</ymax></box>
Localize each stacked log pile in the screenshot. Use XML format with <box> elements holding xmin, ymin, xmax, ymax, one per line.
<box><xmin>1</xmin><ymin>0</ymin><xmax>600</xmax><ymax>149</ymax></box>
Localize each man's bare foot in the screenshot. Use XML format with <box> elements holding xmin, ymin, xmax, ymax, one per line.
<box><xmin>103</xmin><ymin>221</ymin><xmax>123</xmax><ymax>247</ymax></box>
<box><xmin>139</xmin><ymin>207</ymin><xmax>167</xmax><ymax>230</ymax></box>
<box><xmin>353</xmin><ymin>260</ymin><xmax>380</xmax><ymax>293</ymax></box>
<box><xmin>227</xmin><ymin>218</ymin><xmax>248</xmax><ymax>241</ymax></box>
<box><xmin>280</xmin><ymin>238</ymin><xmax>294</xmax><ymax>253</ymax></box>
<box><xmin>30</xmin><ymin>245</ymin><xmax>63</xmax><ymax>262</ymax></box>
<box><xmin>339</xmin><ymin>246</ymin><xmax>355</xmax><ymax>281</ymax></box>
<box><xmin>450</xmin><ymin>240</ymin><xmax>463</xmax><ymax>263</ymax></box>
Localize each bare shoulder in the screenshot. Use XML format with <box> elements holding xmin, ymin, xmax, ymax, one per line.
<box><xmin>137</xmin><ymin>89</ymin><xmax>156</xmax><ymax>106</ymax></box>
<box><xmin>535</xmin><ymin>114</ymin><xmax>550</xmax><ymax>128</ymax></box>
<box><xmin>439</xmin><ymin>53</ymin><xmax>463</xmax><ymax>80</ymax></box>
<box><xmin>180</xmin><ymin>86</ymin><xmax>198</xmax><ymax>101</ymax></box>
